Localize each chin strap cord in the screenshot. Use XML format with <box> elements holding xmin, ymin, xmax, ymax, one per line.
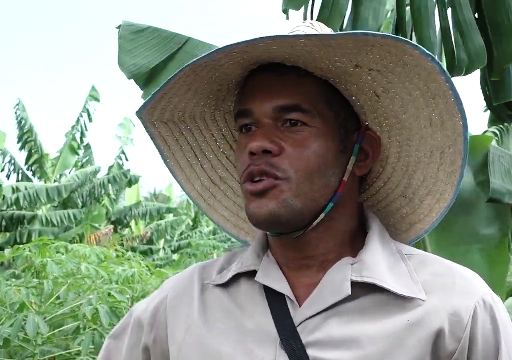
<box><xmin>268</xmin><ymin>122</ymin><xmax>369</xmax><ymax>239</ymax></box>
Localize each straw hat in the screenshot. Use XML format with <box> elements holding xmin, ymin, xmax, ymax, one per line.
<box><xmin>137</xmin><ymin>21</ymin><xmax>468</xmax><ymax>245</ymax></box>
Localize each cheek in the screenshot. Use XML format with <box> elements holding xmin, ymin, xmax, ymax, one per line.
<box><xmin>234</xmin><ymin>143</ymin><xmax>246</xmax><ymax>177</ymax></box>
<box><xmin>290</xmin><ymin>141</ymin><xmax>344</xmax><ymax>188</ymax></box>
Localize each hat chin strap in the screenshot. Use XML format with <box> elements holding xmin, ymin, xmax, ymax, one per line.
<box><xmin>267</xmin><ymin>123</ymin><xmax>368</xmax><ymax>239</ymax></box>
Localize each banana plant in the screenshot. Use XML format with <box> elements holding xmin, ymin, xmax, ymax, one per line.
<box><xmin>0</xmin><ymin>92</ymin><xmax>177</xmax><ymax>249</ymax></box>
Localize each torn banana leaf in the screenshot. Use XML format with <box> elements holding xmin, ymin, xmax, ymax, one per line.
<box><xmin>481</xmin><ymin>0</ymin><xmax>512</xmax><ymax>78</ymax></box>
<box><xmin>437</xmin><ymin>0</ymin><xmax>458</xmax><ymax>76</ymax></box>
<box><xmin>410</xmin><ymin>0</ymin><xmax>437</xmax><ymax>56</ymax></box>
<box><xmin>117</xmin><ymin>21</ymin><xmax>218</xmax><ymax>100</ymax></box>
<box><xmin>316</xmin><ymin>0</ymin><xmax>350</xmax><ymax>31</ymax></box>
<box><xmin>350</xmin><ymin>0</ymin><xmax>388</xmax><ymax>31</ymax></box>
<box><xmin>451</xmin><ymin>0</ymin><xmax>487</xmax><ymax>75</ymax></box>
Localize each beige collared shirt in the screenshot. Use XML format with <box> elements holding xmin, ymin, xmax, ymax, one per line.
<box><xmin>99</xmin><ymin>212</ymin><xmax>512</xmax><ymax>359</ymax></box>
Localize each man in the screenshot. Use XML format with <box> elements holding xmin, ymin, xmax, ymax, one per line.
<box><xmin>99</xmin><ymin>21</ymin><xmax>512</xmax><ymax>359</ymax></box>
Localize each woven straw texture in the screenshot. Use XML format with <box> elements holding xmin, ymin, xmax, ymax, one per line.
<box><xmin>137</xmin><ymin>23</ymin><xmax>467</xmax><ymax>245</ymax></box>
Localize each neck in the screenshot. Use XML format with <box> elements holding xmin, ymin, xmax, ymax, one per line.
<box><xmin>267</xmin><ymin>202</ymin><xmax>367</xmax><ymax>306</ymax></box>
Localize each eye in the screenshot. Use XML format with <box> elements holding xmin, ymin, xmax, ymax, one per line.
<box><xmin>283</xmin><ymin>119</ymin><xmax>305</xmax><ymax>127</ymax></box>
<box><xmin>237</xmin><ymin>123</ymin><xmax>256</xmax><ymax>134</ymax></box>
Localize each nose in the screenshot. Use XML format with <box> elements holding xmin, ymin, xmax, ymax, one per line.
<box><xmin>245</xmin><ymin>129</ymin><xmax>283</xmax><ymax>159</ymax></box>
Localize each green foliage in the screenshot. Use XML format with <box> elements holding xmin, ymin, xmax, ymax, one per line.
<box><xmin>0</xmin><ymin>238</ymin><xmax>171</xmax><ymax>359</ymax></box>
<box><xmin>0</xmin><ymin>148</ymin><xmax>33</xmax><ymax>183</ymax></box>
<box><xmin>111</xmin><ymin>201</ymin><xmax>175</xmax><ymax>229</ymax></box>
<box><xmin>0</xmin><ymin>93</ymin><xmax>151</xmax><ymax>249</ymax></box>
<box><xmin>128</xmin><ymin>197</ymin><xmax>240</xmax><ymax>271</ymax></box>
<box><xmin>316</xmin><ymin>0</ymin><xmax>350</xmax><ymax>31</ymax></box>
<box><xmin>50</xmin><ymin>86</ymin><xmax>100</xmax><ymax>183</ymax></box>
<box><xmin>0</xmin><ymin>129</ymin><xmax>5</xmax><ymax>149</ymax></box>
<box><xmin>415</xmin><ymin>126</ymin><xmax>512</xmax><ymax>299</ymax></box>
<box><xmin>108</xmin><ymin>117</ymin><xmax>135</xmax><ymax>175</ymax></box>
<box><xmin>505</xmin><ymin>297</ymin><xmax>512</xmax><ymax>321</ymax></box>
<box><xmin>14</xmin><ymin>100</ymin><xmax>50</xmax><ymax>183</ymax></box>
<box><xmin>506</xmin><ymin>257</ymin><xmax>512</xmax><ymax>300</ymax></box>
<box><xmin>117</xmin><ymin>20</ymin><xmax>218</xmax><ymax>100</ymax></box>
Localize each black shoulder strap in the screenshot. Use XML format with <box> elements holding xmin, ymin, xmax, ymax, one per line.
<box><xmin>263</xmin><ymin>285</ymin><xmax>311</xmax><ymax>360</ymax></box>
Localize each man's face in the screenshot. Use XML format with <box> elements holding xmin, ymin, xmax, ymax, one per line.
<box><xmin>234</xmin><ymin>71</ymin><xmax>353</xmax><ymax>234</ymax></box>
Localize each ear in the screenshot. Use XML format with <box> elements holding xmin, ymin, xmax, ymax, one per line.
<box><xmin>352</xmin><ymin>129</ymin><xmax>381</xmax><ymax>177</ymax></box>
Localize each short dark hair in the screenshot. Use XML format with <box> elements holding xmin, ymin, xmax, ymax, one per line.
<box><xmin>237</xmin><ymin>62</ymin><xmax>361</xmax><ymax>152</ymax></box>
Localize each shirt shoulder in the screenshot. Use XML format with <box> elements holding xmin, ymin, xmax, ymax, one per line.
<box><xmin>393</xmin><ymin>241</ymin><xmax>496</xmax><ymax>313</ymax></box>
<box><xmin>98</xmin><ymin>247</ymin><xmax>251</xmax><ymax>359</ymax></box>
<box><xmin>159</xmin><ymin>245</ymin><xmax>250</xmax><ymax>293</ymax></box>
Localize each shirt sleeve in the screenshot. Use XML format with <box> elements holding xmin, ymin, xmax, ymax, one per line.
<box><xmin>451</xmin><ymin>291</ymin><xmax>512</xmax><ymax>360</ymax></box>
<box><xmin>97</xmin><ymin>288</ymin><xmax>170</xmax><ymax>360</ymax></box>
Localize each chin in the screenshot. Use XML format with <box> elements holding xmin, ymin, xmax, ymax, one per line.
<box><xmin>244</xmin><ymin>199</ymin><xmax>304</xmax><ymax>234</ymax></box>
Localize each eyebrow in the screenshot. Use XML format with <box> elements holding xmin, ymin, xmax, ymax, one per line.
<box><xmin>234</xmin><ymin>103</ymin><xmax>313</xmax><ymax>122</ymax></box>
<box><xmin>273</xmin><ymin>103</ymin><xmax>313</xmax><ymax>116</ymax></box>
<box><xmin>234</xmin><ymin>108</ymin><xmax>253</xmax><ymax>122</ymax></box>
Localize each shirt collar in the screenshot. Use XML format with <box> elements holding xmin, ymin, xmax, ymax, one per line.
<box><xmin>207</xmin><ymin>210</ymin><xmax>426</xmax><ymax>301</ymax></box>
<box><xmin>351</xmin><ymin>211</ymin><xmax>426</xmax><ymax>300</ymax></box>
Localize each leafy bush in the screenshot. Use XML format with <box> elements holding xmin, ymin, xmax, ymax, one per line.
<box><xmin>0</xmin><ymin>238</ymin><xmax>172</xmax><ymax>359</ymax></box>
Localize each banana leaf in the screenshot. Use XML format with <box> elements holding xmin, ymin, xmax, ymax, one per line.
<box><xmin>36</xmin><ymin>209</ymin><xmax>85</xmax><ymax>228</ymax></box>
<box><xmin>145</xmin><ymin>218</ymin><xmax>179</xmax><ymax>243</ymax></box>
<box><xmin>73</xmin><ymin>142</ymin><xmax>95</xmax><ymax>171</ymax></box>
<box><xmin>117</xmin><ymin>21</ymin><xmax>217</xmax><ymax>100</ymax></box>
<box><xmin>61</xmin><ymin>166</ymin><xmax>101</xmax><ymax>185</ymax></box>
<box><xmin>506</xmin><ymin>257</ymin><xmax>512</xmax><ymax>299</ymax></box>
<box><xmin>450</xmin><ymin>0</ymin><xmax>487</xmax><ymax>75</ymax></box>
<box><xmin>410</xmin><ymin>0</ymin><xmax>437</xmax><ymax>56</ymax></box>
<box><xmin>394</xmin><ymin>0</ymin><xmax>408</xmax><ymax>38</ymax></box>
<box><xmin>0</xmin><ymin>209</ymin><xmax>84</xmax><ymax>233</ymax></box>
<box><xmin>0</xmin><ymin>211</ymin><xmax>38</xmax><ymax>232</ymax></box>
<box><xmin>124</xmin><ymin>183</ymin><xmax>143</xmax><ymax>234</ymax></box>
<box><xmin>0</xmin><ymin>183</ymin><xmax>78</xmax><ymax>211</ymax></box>
<box><xmin>480</xmin><ymin>0</ymin><xmax>512</xmax><ymax>78</ymax></box>
<box><xmin>350</xmin><ymin>0</ymin><xmax>389</xmax><ymax>31</ymax></box>
<box><xmin>111</xmin><ymin>202</ymin><xmax>175</xmax><ymax>228</ymax></box>
<box><xmin>316</xmin><ymin>0</ymin><xmax>350</xmax><ymax>32</ymax></box>
<box><xmin>108</xmin><ymin>117</ymin><xmax>135</xmax><ymax>175</ymax></box>
<box><xmin>379</xmin><ymin>6</ymin><xmax>396</xmax><ymax>34</ymax></box>
<box><xmin>14</xmin><ymin>101</ymin><xmax>49</xmax><ymax>183</ymax></box>
<box><xmin>59</xmin><ymin>205</ymin><xmax>106</xmax><ymax>243</ymax></box>
<box><xmin>416</xmin><ymin>133</ymin><xmax>512</xmax><ymax>299</ymax></box>
<box><xmin>481</xmin><ymin>67</ymin><xmax>512</xmax><ymax>126</ymax></box>
<box><xmin>2</xmin><ymin>227</ymin><xmax>64</xmax><ymax>248</ymax></box>
<box><xmin>486</xmin><ymin>65</ymin><xmax>512</xmax><ymax>107</ymax></box>
<box><xmin>1</xmin><ymin>183</ymin><xmax>44</xmax><ymax>197</ymax></box>
<box><xmin>505</xmin><ymin>298</ymin><xmax>512</xmax><ymax>321</ymax></box>
<box><xmin>474</xmin><ymin>124</ymin><xmax>512</xmax><ymax>203</ymax></box>
<box><xmin>49</xmin><ymin>86</ymin><xmax>100</xmax><ymax>182</ymax></box>
<box><xmin>66</xmin><ymin>170</ymin><xmax>139</xmax><ymax>208</ymax></box>
<box><xmin>0</xmin><ymin>130</ymin><xmax>5</xmax><ymax>149</ymax></box>
<box><xmin>282</xmin><ymin>0</ymin><xmax>310</xmax><ymax>12</ymax></box>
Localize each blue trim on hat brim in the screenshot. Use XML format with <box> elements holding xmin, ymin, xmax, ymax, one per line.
<box><xmin>136</xmin><ymin>30</ymin><xmax>469</xmax><ymax>246</ymax></box>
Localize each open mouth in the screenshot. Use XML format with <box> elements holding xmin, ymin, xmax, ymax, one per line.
<box><xmin>243</xmin><ymin>177</ymin><xmax>280</xmax><ymax>195</ymax></box>
<box><xmin>241</xmin><ymin>165</ymin><xmax>283</xmax><ymax>195</ymax></box>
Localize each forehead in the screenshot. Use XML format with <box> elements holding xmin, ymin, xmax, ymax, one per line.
<box><xmin>236</xmin><ymin>71</ymin><xmax>329</xmax><ymax>108</ymax></box>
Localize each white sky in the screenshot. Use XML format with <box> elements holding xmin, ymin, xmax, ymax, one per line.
<box><xmin>0</xmin><ymin>0</ymin><xmax>489</xmax><ymax>194</ymax></box>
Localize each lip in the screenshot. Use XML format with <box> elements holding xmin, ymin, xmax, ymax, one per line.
<box><xmin>242</xmin><ymin>178</ymin><xmax>281</xmax><ymax>195</ymax></box>
<box><xmin>241</xmin><ymin>165</ymin><xmax>282</xmax><ymax>196</ymax></box>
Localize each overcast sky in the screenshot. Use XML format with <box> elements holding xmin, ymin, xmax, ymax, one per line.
<box><xmin>0</xmin><ymin>0</ymin><xmax>488</xmax><ymax>194</ymax></box>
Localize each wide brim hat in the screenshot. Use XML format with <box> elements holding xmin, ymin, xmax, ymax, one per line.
<box><xmin>136</xmin><ymin>21</ymin><xmax>468</xmax><ymax>245</ymax></box>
